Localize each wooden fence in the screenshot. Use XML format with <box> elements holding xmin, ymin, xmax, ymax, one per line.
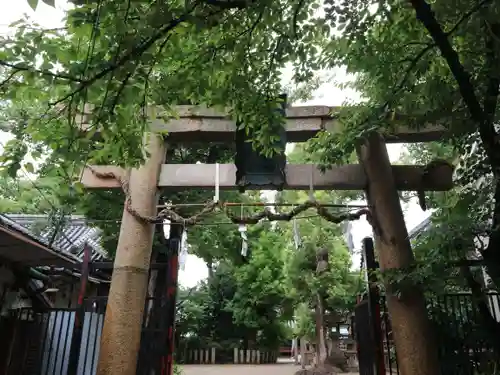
<box><xmin>176</xmin><ymin>347</ymin><xmax>278</xmax><ymax>364</ymax></box>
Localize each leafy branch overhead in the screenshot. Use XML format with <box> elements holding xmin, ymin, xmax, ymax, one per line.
<box><xmin>4</xmin><ymin>0</ymin><xmax>328</xmax><ymax>181</ymax></box>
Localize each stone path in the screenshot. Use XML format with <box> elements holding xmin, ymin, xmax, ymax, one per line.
<box><xmin>180</xmin><ymin>364</ymin><xmax>360</xmax><ymax>375</ymax></box>
<box><xmin>181</xmin><ymin>364</ymin><xmax>297</xmax><ymax>375</ymax></box>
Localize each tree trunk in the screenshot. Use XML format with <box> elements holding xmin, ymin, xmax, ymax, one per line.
<box><xmin>293</xmin><ymin>338</ymin><xmax>299</xmax><ymax>365</ymax></box>
<box><xmin>314</xmin><ymin>293</ymin><xmax>327</xmax><ymax>366</ymax></box>
<box><xmin>300</xmin><ymin>337</ymin><xmax>307</xmax><ymax>369</ymax></box>
<box><xmin>207</xmin><ymin>261</ymin><xmax>214</xmax><ymax>279</ymax></box>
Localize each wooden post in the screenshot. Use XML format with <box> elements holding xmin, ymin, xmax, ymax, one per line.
<box><xmin>96</xmin><ymin>134</ymin><xmax>166</xmax><ymax>375</ymax></box>
<box><xmin>67</xmin><ymin>243</ymin><xmax>91</xmax><ymax>375</ymax></box>
<box><xmin>357</xmin><ymin>132</ymin><xmax>440</xmax><ymax>375</ymax></box>
<box><xmin>234</xmin><ymin>348</ymin><xmax>238</xmax><ymax>364</ymax></box>
<box><xmin>211</xmin><ymin>347</ymin><xmax>216</xmax><ymax>364</ymax></box>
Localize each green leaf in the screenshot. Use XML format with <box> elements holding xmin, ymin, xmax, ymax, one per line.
<box><xmin>42</xmin><ymin>0</ymin><xmax>55</xmax><ymax>6</ymax></box>
<box><xmin>72</xmin><ymin>181</ymin><xmax>85</xmax><ymax>195</ymax></box>
<box><xmin>27</xmin><ymin>0</ymin><xmax>39</xmax><ymax>10</ymax></box>
<box><xmin>24</xmin><ymin>162</ymin><xmax>35</xmax><ymax>174</ymax></box>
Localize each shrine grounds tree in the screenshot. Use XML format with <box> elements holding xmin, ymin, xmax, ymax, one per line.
<box><xmin>308</xmin><ymin>0</ymin><xmax>500</xmax><ymax>290</ymax></box>
<box><xmin>315</xmin><ymin>0</ymin><xmax>500</xmax><ymax>358</ymax></box>
<box><xmin>1</xmin><ymin>0</ymin><xmax>328</xmax><ymax>184</ymax></box>
<box><xmin>279</xmin><ymin>187</ymin><xmax>361</xmax><ymax>369</ymax></box>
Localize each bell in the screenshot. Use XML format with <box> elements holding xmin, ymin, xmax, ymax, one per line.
<box><xmin>235</xmin><ymin>94</ymin><xmax>287</xmax><ymax>192</ymax></box>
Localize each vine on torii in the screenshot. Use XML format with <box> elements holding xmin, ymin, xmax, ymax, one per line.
<box><xmin>88</xmin><ymin>167</ymin><xmax>370</xmax><ymax>226</ymax></box>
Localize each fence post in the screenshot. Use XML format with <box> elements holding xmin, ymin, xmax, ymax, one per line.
<box><xmin>240</xmin><ymin>349</ymin><xmax>244</xmax><ymax>364</ymax></box>
<box><xmin>257</xmin><ymin>350</ymin><xmax>260</xmax><ymax>364</ymax></box>
<box><xmin>67</xmin><ymin>243</ymin><xmax>91</xmax><ymax>375</ymax></box>
<box><xmin>362</xmin><ymin>237</ymin><xmax>386</xmax><ymax>375</ymax></box>
<box><xmin>211</xmin><ymin>347</ymin><xmax>215</xmax><ymax>364</ymax></box>
<box><xmin>234</xmin><ymin>348</ymin><xmax>238</xmax><ymax>364</ymax></box>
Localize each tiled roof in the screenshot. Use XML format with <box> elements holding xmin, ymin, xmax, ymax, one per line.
<box><xmin>2</xmin><ymin>214</ymin><xmax>108</xmax><ymax>261</ymax></box>
<box><xmin>408</xmin><ymin>216</ymin><xmax>432</xmax><ymax>239</ymax></box>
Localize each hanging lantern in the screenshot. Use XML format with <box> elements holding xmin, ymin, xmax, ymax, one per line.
<box><xmin>235</xmin><ymin>94</ymin><xmax>287</xmax><ymax>192</ymax></box>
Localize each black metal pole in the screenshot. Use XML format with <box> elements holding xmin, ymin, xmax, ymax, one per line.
<box><xmin>362</xmin><ymin>237</ymin><xmax>386</xmax><ymax>375</ymax></box>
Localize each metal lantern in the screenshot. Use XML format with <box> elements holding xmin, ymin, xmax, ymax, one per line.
<box><xmin>234</xmin><ymin>94</ymin><xmax>287</xmax><ymax>192</ymax></box>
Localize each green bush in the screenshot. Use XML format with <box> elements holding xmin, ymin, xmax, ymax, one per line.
<box><xmin>173</xmin><ymin>363</ymin><xmax>182</xmax><ymax>375</ymax></box>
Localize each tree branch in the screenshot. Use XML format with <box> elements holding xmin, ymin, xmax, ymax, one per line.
<box><xmin>482</xmin><ymin>22</ymin><xmax>500</xmax><ymax>122</ymax></box>
<box><xmin>408</xmin><ymin>0</ymin><xmax>500</xmax><ymax>172</ymax></box>
<box><xmin>394</xmin><ymin>0</ymin><xmax>492</xmax><ymax>99</ymax></box>
<box><xmin>409</xmin><ymin>0</ymin><xmax>484</xmax><ymax>122</ymax></box>
<box><xmin>49</xmin><ymin>13</ymin><xmax>190</xmax><ymax>106</ymax></box>
<box><xmin>444</xmin><ymin>0</ymin><xmax>493</xmax><ymax>37</ymax></box>
<box><xmin>49</xmin><ymin>4</ymin><xmax>233</xmax><ymax>108</ymax></box>
<box><xmin>0</xmin><ymin>61</ymin><xmax>84</xmax><ymax>84</ymax></box>
<box><xmin>205</xmin><ymin>0</ymin><xmax>254</xmax><ymax>9</ymax></box>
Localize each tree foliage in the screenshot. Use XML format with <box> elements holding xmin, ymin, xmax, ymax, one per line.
<box><xmin>1</xmin><ymin>0</ymin><xmax>328</xmax><ymax>185</ymax></box>
<box><xmin>311</xmin><ymin>0</ymin><xmax>500</xmax><ymax>290</ymax></box>
<box><xmin>280</xmin><ymin>188</ymin><xmax>361</xmax><ymax>339</ymax></box>
<box><xmin>176</xmin><ymin>222</ymin><xmax>294</xmax><ymax>351</ymax></box>
<box><xmin>315</xmin><ymin>1</ymin><xmax>500</xmax><ymax>355</ymax></box>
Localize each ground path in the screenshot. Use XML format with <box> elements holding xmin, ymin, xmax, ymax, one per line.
<box><xmin>180</xmin><ymin>363</ymin><xmax>360</xmax><ymax>375</ymax></box>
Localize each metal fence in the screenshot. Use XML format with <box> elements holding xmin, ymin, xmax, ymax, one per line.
<box><xmin>1</xmin><ymin>299</ymin><xmax>106</xmax><ymax>375</ymax></box>
<box><xmin>429</xmin><ymin>293</ymin><xmax>500</xmax><ymax>375</ymax></box>
<box><xmin>355</xmin><ymin>292</ymin><xmax>500</xmax><ymax>375</ymax></box>
<box><xmin>1</xmin><ymin>295</ymin><xmax>171</xmax><ymax>375</ymax></box>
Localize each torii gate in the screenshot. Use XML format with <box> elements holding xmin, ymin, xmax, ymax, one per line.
<box><xmin>80</xmin><ymin>105</ymin><xmax>451</xmax><ymax>375</ymax></box>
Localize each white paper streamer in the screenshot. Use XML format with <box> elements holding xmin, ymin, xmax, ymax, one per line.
<box><xmin>238</xmin><ymin>224</ymin><xmax>248</xmax><ymax>257</ymax></box>
<box><xmin>162</xmin><ymin>218</ymin><xmax>171</xmax><ymax>239</ymax></box>
<box><xmin>343</xmin><ymin>221</ymin><xmax>355</xmax><ymax>253</ymax></box>
<box><xmin>293</xmin><ymin>218</ymin><xmax>301</xmax><ymax>250</ymax></box>
<box><xmin>214</xmin><ymin>162</ymin><xmax>220</xmax><ymax>202</ymax></box>
<box><xmin>179</xmin><ymin>229</ymin><xmax>189</xmax><ymax>270</ymax></box>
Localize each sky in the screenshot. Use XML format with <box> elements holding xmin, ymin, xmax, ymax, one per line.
<box><xmin>0</xmin><ymin>0</ymin><xmax>431</xmax><ymax>287</ymax></box>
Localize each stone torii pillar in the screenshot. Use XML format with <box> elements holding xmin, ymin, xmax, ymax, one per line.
<box><xmin>358</xmin><ymin>132</ymin><xmax>442</xmax><ymax>375</ymax></box>
<box><xmin>96</xmin><ymin>134</ymin><xmax>166</xmax><ymax>375</ymax></box>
